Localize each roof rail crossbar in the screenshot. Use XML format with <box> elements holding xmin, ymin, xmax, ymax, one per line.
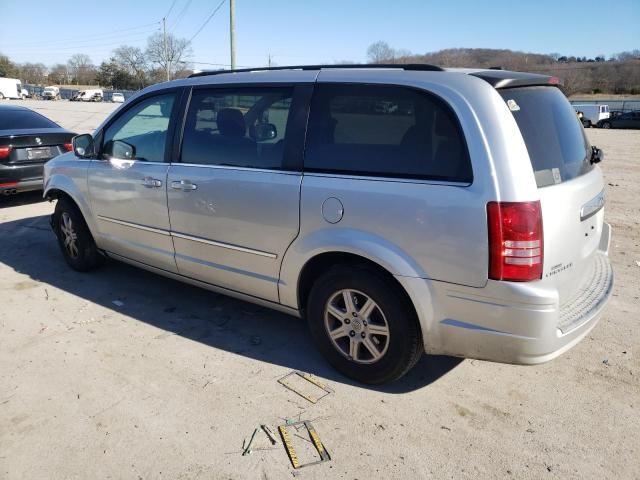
<box><xmin>188</xmin><ymin>63</ymin><xmax>443</xmax><ymax>78</ymax></box>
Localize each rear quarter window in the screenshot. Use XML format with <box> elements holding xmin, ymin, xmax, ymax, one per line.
<box><xmin>305</xmin><ymin>84</ymin><xmax>472</xmax><ymax>182</ymax></box>
<box><xmin>500</xmin><ymin>87</ymin><xmax>593</xmax><ymax>187</ymax></box>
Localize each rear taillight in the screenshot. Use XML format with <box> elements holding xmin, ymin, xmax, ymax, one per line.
<box><xmin>63</xmin><ymin>142</ymin><xmax>73</xmax><ymax>152</ymax></box>
<box><xmin>0</xmin><ymin>146</ymin><xmax>11</xmax><ymax>159</ymax></box>
<box><xmin>487</xmin><ymin>201</ymin><xmax>543</xmax><ymax>282</ymax></box>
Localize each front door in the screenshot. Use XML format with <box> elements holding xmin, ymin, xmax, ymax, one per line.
<box><xmin>88</xmin><ymin>92</ymin><xmax>178</xmax><ymax>272</ymax></box>
<box><xmin>167</xmin><ymin>85</ymin><xmax>309</xmax><ymax>301</ymax></box>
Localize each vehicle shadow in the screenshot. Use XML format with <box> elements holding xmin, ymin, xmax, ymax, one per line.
<box><xmin>0</xmin><ymin>213</ymin><xmax>462</xmax><ymax>393</ymax></box>
<box><xmin>0</xmin><ymin>190</ymin><xmax>45</xmax><ymax>208</ymax></box>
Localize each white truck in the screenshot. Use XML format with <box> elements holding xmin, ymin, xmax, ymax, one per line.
<box><xmin>573</xmin><ymin>104</ymin><xmax>610</xmax><ymax>127</ymax></box>
<box><xmin>0</xmin><ymin>77</ymin><xmax>25</xmax><ymax>100</ymax></box>
<box><xmin>42</xmin><ymin>86</ymin><xmax>61</xmax><ymax>100</ymax></box>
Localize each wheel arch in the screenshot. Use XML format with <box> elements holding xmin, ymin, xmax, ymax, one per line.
<box><xmin>294</xmin><ymin>251</ymin><xmax>418</xmax><ymax>323</ymax></box>
<box><xmin>44</xmin><ymin>180</ymin><xmax>98</xmax><ymax>238</ymax></box>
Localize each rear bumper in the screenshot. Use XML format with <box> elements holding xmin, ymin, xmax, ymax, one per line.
<box><xmin>397</xmin><ymin>223</ymin><xmax>613</xmax><ymax>365</ymax></box>
<box><xmin>1</xmin><ymin>163</ymin><xmax>45</xmax><ymax>194</ymax></box>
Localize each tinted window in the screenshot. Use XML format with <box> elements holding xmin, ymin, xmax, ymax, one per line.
<box><xmin>500</xmin><ymin>87</ymin><xmax>593</xmax><ymax>187</ymax></box>
<box><xmin>0</xmin><ymin>110</ymin><xmax>58</xmax><ymax>130</ymax></box>
<box><xmin>181</xmin><ymin>88</ymin><xmax>293</xmax><ymax>169</ymax></box>
<box><xmin>305</xmin><ymin>84</ymin><xmax>471</xmax><ymax>182</ymax></box>
<box><xmin>102</xmin><ymin>93</ymin><xmax>175</xmax><ymax>162</ymax></box>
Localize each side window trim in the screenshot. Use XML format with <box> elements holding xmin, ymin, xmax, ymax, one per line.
<box><xmin>302</xmin><ymin>82</ymin><xmax>473</xmax><ymax>184</ymax></box>
<box><xmin>174</xmin><ymin>83</ymin><xmax>312</xmax><ymax>172</ymax></box>
<box><xmin>98</xmin><ymin>87</ymin><xmax>185</xmax><ymax>164</ymax></box>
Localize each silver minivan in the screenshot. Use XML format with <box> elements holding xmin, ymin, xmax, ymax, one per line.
<box><xmin>44</xmin><ymin>65</ymin><xmax>613</xmax><ymax>384</ymax></box>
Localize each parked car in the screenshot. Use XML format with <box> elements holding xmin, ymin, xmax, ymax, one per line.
<box><xmin>597</xmin><ymin>110</ymin><xmax>640</xmax><ymax>129</ymax></box>
<box><xmin>42</xmin><ymin>86</ymin><xmax>61</xmax><ymax>101</ymax></box>
<box><xmin>572</xmin><ymin>104</ymin><xmax>610</xmax><ymax>127</ymax></box>
<box><xmin>44</xmin><ymin>65</ymin><xmax>613</xmax><ymax>384</ymax></box>
<box><xmin>111</xmin><ymin>92</ymin><xmax>125</xmax><ymax>103</ymax></box>
<box><xmin>0</xmin><ymin>105</ymin><xmax>74</xmax><ymax>195</ymax></box>
<box><xmin>70</xmin><ymin>89</ymin><xmax>103</xmax><ymax>102</ymax></box>
<box><xmin>20</xmin><ymin>87</ymin><xmax>30</xmax><ymax>99</ymax></box>
<box><xmin>0</xmin><ymin>77</ymin><xmax>24</xmax><ymax>100</ymax></box>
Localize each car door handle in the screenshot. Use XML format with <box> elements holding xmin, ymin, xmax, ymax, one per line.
<box><xmin>171</xmin><ymin>180</ymin><xmax>198</xmax><ymax>191</ymax></box>
<box><xmin>141</xmin><ymin>176</ymin><xmax>163</xmax><ymax>188</ymax></box>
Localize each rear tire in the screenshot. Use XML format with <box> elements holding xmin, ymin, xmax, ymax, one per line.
<box><xmin>53</xmin><ymin>198</ymin><xmax>103</xmax><ymax>272</ymax></box>
<box><xmin>307</xmin><ymin>265</ymin><xmax>423</xmax><ymax>384</ymax></box>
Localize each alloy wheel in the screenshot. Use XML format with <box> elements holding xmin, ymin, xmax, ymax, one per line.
<box><xmin>324</xmin><ymin>289</ymin><xmax>390</xmax><ymax>364</ymax></box>
<box><xmin>60</xmin><ymin>212</ymin><xmax>79</xmax><ymax>259</ymax></box>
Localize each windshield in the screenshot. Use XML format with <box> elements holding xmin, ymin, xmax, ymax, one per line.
<box><xmin>500</xmin><ymin>86</ymin><xmax>593</xmax><ymax>187</ymax></box>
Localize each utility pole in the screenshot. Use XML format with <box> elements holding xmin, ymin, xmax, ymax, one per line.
<box><xmin>229</xmin><ymin>0</ymin><xmax>236</xmax><ymax>70</ymax></box>
<box><xmin>268</xmin><ymin>53</ymin><xmax>272</xmax><ymax>67</ymax></box>
<box><xmin>163</xmin><ymin>17</ymin><xmax>170</xmax><ymax>81</ymax></box>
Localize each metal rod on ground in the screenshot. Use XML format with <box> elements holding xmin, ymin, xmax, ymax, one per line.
<box><xmin>229</xmin><ymin>0</ymin><xmax>236</xmax><ymax>70</ymax></box>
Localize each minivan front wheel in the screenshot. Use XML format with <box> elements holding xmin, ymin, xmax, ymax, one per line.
<box><xmin>600</xmin><ymin>121</ymin><xmax>611</xmax><ymax>129</ymax></box>
<box><xmin>53</xmin><ymin>198</ymin><xmax>103</xmax><ymax>271</ymax></box>
<box><xmin>307</xmin><ymin>266</ymin><xmax>423</xmax><ymax>384</ymax></box>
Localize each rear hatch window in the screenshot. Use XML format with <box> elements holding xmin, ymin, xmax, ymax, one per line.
<box><xmin>499</xmin><ymin>86</ymin><xmax>593</xmax><ymax>187</ymax></box>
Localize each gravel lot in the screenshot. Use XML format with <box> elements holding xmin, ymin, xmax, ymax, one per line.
<box><xmin>1</xmin><ymin>100</ymin><xmax>638</xmax><ymax>479</ymax></box>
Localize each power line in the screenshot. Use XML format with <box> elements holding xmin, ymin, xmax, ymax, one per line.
<box><xmin>188</xmin><ymin>0</ymin><xmax>227</xmax><ymax>43</ymax></box>
<box><xmin>170</xmin><ymin>0</ymin><xmax>194</xmax><ymax>31</ymax></box>
<box><xmin>1</xmin><ymin>22</ymin><xmax>161</xmax><ymax>48</ymax></box>
<box><xmin>164</xmin><ymin>0</ymin><xmax>179</xmax><ymax>19</ymax></box>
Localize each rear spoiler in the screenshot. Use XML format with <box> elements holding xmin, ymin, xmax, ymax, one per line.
<box><xmin>470</xmin><ymin>70</ymin><xmax>562</xmax><ymax>89</ymax></box>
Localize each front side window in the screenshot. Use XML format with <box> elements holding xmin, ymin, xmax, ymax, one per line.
<box><xmin>180</xmin><ymin>87</ymin><xmax>293</xmax><ymax>169</ymax></box>
<box><xmin>304</xmin><ymin>84</ymin><xmax>472</xmax><ymax>182</ymax></box>
<box><xmin>102</xmin><ymin>93</ymin><xmax>175</xmax><ymax>162</ymax></box>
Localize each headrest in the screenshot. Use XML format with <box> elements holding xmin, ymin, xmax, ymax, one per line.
<box><xmin>217</xmin><ymin>108</ymin><xmax>246</xmax><ymax>137</ymax></box>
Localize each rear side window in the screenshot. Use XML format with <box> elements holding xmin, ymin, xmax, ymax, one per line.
<box><xmin>305</xmin><ymin>84</ymin><xmax>472</xmax><ymax>182</ymax></box>
<box><xmin>500</xmin><ymin>87</ymin><xmax>593</xmax><ymax>187</ymax></box>
<box><xmin>0</xmin><ymin>110</ymin><xmax>58</xmax><ymax>130</ymax></box>
<box><xmin>181</xmin><ymin>87</ymin><xmax>293</xmax><ymax>169</ymax></box>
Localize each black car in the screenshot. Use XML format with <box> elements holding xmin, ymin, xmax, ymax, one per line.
<box><xmin>0</xmin><ymin>105</ymin><xmax>75</xmax><ymax>196</ymax></box>
<box><xmin>598</xmin><ymin>110</ymin><xmax>640</xmax><ymax>129</ymax></box>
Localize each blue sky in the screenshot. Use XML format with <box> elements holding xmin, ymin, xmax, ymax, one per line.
<box><xmin>1</xmin><ymin>0</ymin><xmax>638</xmax><ymax>67</ymax></box>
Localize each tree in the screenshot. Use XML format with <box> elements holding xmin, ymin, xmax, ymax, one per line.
<box><xmin>67</xmin><ymin>53</ymin><xmax>95</xmax><ymax>85</ymax></box>
<box><xmin>96</xmin><ymin>58</ymin><xmax>135</xmax><ymax>90</ymax></box>
<box><xmin>48</xmin><ymin>64</ymin><xmax>70</xmax><ymax>85</ymax></box>
<box><xmin>113</xmin><ymin>46</ymin><xmax>148</xmax><ymax>88</ymax></box>
<box><xmin>367</xmin><ymin>41</ymin><xmax>395</xmax><ymax>63</ymax></box>
<box><xmin>145</xmin><ymin>32</ymin><xmax>191</xmax><ymax>81</ymax></box>
<box><xmin>0</xmin><ymin>53</ymin><xmax>18</xmax><ymax>77</ymax></box>
<box><xmin>19</xmin><ymin>63</ymin><xmax>48</xmax><ymax>85</ymax></box>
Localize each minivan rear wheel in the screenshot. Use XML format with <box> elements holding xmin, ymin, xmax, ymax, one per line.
<box><xmin>307</xmin><ymin>265</ymin><xmax>423</xmax><ymax>384</ymax></box>
<box><xmin>53</xmin><ymin>198</ymin><xmax>103</xmax><ymax>272</ymax></box>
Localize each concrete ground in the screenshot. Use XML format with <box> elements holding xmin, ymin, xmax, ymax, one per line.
<box><xmin>1</xmin><ymin>101</ymin><xmax>638</xmax><ymax>479</ymax></box>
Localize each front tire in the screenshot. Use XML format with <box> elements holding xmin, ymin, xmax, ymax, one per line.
<box><xmin>307</xmin><ymin>265</ymin><xmax>423</xmax><ymax>384</ymax></box>
<box><xmin>601</xmin><ymin>121</ymin><xmax>611</xmax><ymax>129</ymax></box>
<box><xmin>53</xmin><ymin>198</ymin><xmax>103</xmax><ymax>272</ymax></box>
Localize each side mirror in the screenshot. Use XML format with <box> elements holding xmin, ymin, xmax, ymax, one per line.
<box><xmin>253</xmin><ymin>123</ymin><xmax>277</xmax><ymax>142</ymax></box>
<box><xmin>111</xmin><ymin>140</ymin><xmax>135</xmax><ymax>160</ymax></box>
<box><xmin>72</xmin><ymin>134</ymin><xmax>95</xmax><ymax>158</ymax></box>
<box><xmin>591</xmin><ymin>146</ymin><xmax>604</xmax><ymax>164</ymax></box>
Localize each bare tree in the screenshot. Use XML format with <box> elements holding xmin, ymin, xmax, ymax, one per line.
<box><xmin>19</xmin><ymin>63</ymin><xmax>48</xmax><ymax>85</ymax></box>
<box><xmin>48</xmin><ymin>64</ymin><xmax>70</xmax><ymax>85</ymax></box>
<box><xmin>367</xmin><ymin>41</ymin><xmax>395</xmax><ymax>63</ymax></box>
<box><xmin>67</xmin><ymin>54</ymin><xmax>95</xmax><ymax>85</ymax></box>
<box><xmin>114</xmin><ymin>46</ymin><xmax>148</xmax><ymax>88</ymax></box>
<box><xmin>145</xmin><ymin>32</ymin><xmax>192</xmax><ymax>81</ymax></box>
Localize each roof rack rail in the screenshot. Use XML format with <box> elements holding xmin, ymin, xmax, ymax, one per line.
<box><xmin>188</xmin><ymin>63</ymin><xmax>443</xmax><ymax>78</ymax></box>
